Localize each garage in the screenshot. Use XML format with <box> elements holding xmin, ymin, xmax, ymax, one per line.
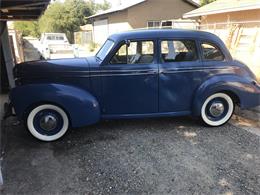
<box><xmin>93</xmin><ymin>19</ymin><xmax>109</xmax><ymax>45</ymax></box>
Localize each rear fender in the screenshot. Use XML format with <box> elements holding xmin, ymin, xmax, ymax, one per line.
<box><xmin>192</xmin><ymin>75</ymin><xmax>260</xmax><ymax>116</ymax></box>
<box><xmin>10</xmin><ymin>84</ymin><xmax>100</xmax><ymax>128</ymax></box>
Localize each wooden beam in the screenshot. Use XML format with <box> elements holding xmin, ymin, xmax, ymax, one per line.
<box><xmin>0</xmin><ymin>16</ymin><xmax>39</xmax><ymax>21</ymax></box>
<box><xmin>0</xmin><ymin>22</ymin><xmax>15</xmax><ymax>88</ymax></box>
<box><xmin>0</xmin><ymin>9</ymin><xmax>42</xmax><ymax>17</ymax></box>
<box><xmin>1</xmin><ymin>1</ymin><xmax>49</xmax><ymax>10</ymax></box>
<box><xmin>4</xmin><ymin>6</ymin><xmax>44</xmax><ymax>11</ymax></box>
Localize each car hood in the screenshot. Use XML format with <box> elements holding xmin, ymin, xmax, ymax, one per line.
<box><xmin>14</xmin><ymin>57</ymin><xmax>97</xmax><ymax>79</ymax></box>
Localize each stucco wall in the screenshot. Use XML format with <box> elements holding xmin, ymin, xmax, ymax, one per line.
<box><xmin>107</xmin><ymin>11</ymin><xmax>132</xmax><ymax>34</ymax></box>
<box><xmin>91</xmin><ymin>0</ymin><xmax>197</xmax><ymax>32</ymax></box>
<box><xmin>127</xmin><ymin>0</ymin><xmax>196</xmax><ymax>29</ymax></box>
<box><xmin>201</xmin><ymin>9</ymin><xmax>260</xmax><ymax>25</ymax></box>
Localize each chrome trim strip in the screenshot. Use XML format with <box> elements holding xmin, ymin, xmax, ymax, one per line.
<box><xmin>77</xmin><ymin>72</ymin><xmax>158</xmax><ymax>77</ymax></box>
<box><xmin>160</xmin><ymin>66</ymin><xmax>239</xmax><ymax>74</ymax></box>
<box><xmin>49</xmin><ymin>66</ymin><xmax>239</xmax><ymax>78</ymax></box>
<box><xmin>90</xmin><ymin>69</ymin><xmax>154</xmax><ymax>73</ymax></box>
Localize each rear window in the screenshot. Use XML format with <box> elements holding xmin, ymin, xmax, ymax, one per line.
<box><xmin>201</xmin><ymin>42</ymin><xmax>225</xmax><ymax>61</ymax></box>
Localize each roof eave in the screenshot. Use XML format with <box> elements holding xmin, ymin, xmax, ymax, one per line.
<box><xmin>87</xmin><ymin>0</ymin><xmax>146</xmax><ymax>19</ymax></box>
<box><xmin>183</xmin><ymin>0</ymin><xmax>200</xmax><ymax>8</ymax></box>
<box><xmin>184</xmin><ymin>5</ymin><xmax>260</xmax><ymax>18</ymax></box>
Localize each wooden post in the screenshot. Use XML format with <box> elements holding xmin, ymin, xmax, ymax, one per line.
<box><xmin>0</xmin><ymin>21</ymin><xmax>15</xmax><ymax>89</ymax></box>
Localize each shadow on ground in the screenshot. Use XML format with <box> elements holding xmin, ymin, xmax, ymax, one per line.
<box><xmin>1</xmin><ymin>117</ymin><xmax>260</xmax><ymax>194</ymax></box>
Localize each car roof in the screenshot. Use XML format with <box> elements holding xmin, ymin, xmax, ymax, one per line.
<box><xmin>109</xmin><ymin>29</ymin><xmax>221</xmax><ymax>42</ymax></box>
<box><xmin>107</xmin><ymin>29</ymin><xmax>233</xmax><ymax>61</ymax></box>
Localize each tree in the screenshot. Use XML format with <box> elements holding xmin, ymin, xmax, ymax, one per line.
<box><xmin>200</xmin><ymin>0</ymin><xmax>216</xmax><ymax>6</ymax></box>
<box><xmin>39</xmin><ymin>0</ymin><xmax>94</xmax><ymax>43</ymax></box>
<box><xmin>94</xmin><ymin>0</ymin><xmax>111</xmax><ymax>12</ymax></box>
<box><xmin>13</xmin><ymin>21</ymin><xmax>40</xmax><ymax>37</ymax></box>
<box><xmin>14</xmin><ymin>0</ymin><xmax>111</xmax><ymax>42</ymax></box>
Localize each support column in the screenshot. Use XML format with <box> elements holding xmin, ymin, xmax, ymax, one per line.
<box><xmin>0</xmin><ymin>21</ymin><xmax>15</xmax><ymax>89</ymax></box>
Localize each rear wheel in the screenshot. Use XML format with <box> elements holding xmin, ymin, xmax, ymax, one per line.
<box><xmin>201</xmin><ymin>93</ymin><xmax>234</xmax><ymax>127</ymax></box>
<box><xmin>27</xmin><ymin>104</ymin><xmax>69</xmax><ymax>141</ymax></box>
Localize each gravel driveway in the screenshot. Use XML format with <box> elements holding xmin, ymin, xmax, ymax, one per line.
<box><xmin>1</xmin><ymin>116</ymin><xmax>260</xmax><ymax>194</ymax></box>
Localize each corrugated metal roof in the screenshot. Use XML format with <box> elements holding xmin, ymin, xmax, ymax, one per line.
<box><xmin>88</xmin><ymin>0</ymin><xmax>199</xmax><ymax>19</ymax></box>
<box><xmin>184</xmin><ymin>0</ymin><xmax>260</xmax><ymax>18</ymax></box>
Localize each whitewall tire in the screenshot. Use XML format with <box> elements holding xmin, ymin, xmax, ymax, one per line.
<box><xmin>201</xmin><ymin>93</ymin><xmax>234</xmax><ymax>127</ymax></box>
<box><xmin>27</xmin><ymin>104</ymin><xmax>69</xmax><ymax>141</ymax></box>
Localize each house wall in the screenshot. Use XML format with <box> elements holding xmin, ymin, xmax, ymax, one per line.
<box><xmin>92</xmin><ymin>11</ymin><xmax>131</xmax><ymax>44</ymax></box>
<box><xmin>199</xmin><ymin>9</ymin><xmax>260</xmax><ymax>80</ymax></box>
<box><xmin>107</xmin><ymin>11</ymin><xmax>132</xmax><ymax>34</ymax></box>
<box><xmin>200</xmin><ymin>9</ymin><xmax>260</xmax><ymax>26</ymax></box>
<box><xmin>91</xmin><ymin>0</ymin><xmax>197</xmax><ymax>44</ymax></box>
<box><xmin>127</xmin><ymin>0</ymin><xmax>196</xmax><ymax>29</ymax></box>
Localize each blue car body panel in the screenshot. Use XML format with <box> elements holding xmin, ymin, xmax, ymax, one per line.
<box><xmin>10</xmin><ymin>84</ymin><xmax>100</xmax><ymax>127</ymax></box>
<box><xmin>10</xmin><ymin>29</ymin><xmax>260</xmax><ymax>128</ymax></box>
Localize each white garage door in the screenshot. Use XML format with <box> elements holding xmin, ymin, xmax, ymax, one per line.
<box><xmin>93</xmin><ymin>19</ymin><xmax>109</xmax><ymax>45</ymax></box>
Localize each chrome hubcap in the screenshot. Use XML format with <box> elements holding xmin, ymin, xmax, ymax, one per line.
<box><xmin>209</xmin><ymin>102</ymin><xmax>225</xmax><ymax>117</ymax></box>
<box><xmin>40</xmin><ymin>115</ymin><xmax>57</xmax><ymax>131</ymax></box>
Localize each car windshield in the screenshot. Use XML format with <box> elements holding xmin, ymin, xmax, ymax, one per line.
<box><xmin>96</xmin><ymin>39</ymin><xmax>114</xmax><ymax>61</ymax></box>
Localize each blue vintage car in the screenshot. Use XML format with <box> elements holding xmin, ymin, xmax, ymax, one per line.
<box><xmin>7</xmin><ymin>29</ymin><xmax>260</xmax><ymax>141</ymax></box>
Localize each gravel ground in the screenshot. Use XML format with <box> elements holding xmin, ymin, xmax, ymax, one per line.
<box><xmin>1</xmin><ymin>116</ymin><xmax>260</xmax><ymax>195</ymax></box>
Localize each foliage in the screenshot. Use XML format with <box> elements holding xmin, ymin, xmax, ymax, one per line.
<box><xmin>94</xmin><ymin>0</ymin><xmax>111</xmax><ymax>12</ymax></box>
<box><xmin>14</xmin><ymin>0</ymin><xmax>111</xmax><ymax>43</ymax></box>
<box><xmin>89</xmin><ymin>42</ymin><xmax>99</xmax><ymax>52</ymax></box>
<box><xmin>13</xmin><ymin>21</ymin><xmax>40</xmax><ymax>37</ymax></box>
<box><xmin>200</xmin><ymin>0</ymin><xmax>216</xmax><ymax>6</ymax></box>
<box><xmin>39</xmin><ymin>0</ymin><xmax>93</xmax><ymax>43</ymax></box>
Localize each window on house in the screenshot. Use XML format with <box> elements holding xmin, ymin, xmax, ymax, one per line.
<box><xmin>110</xmin><ymin>41</ymin><xmax>154</xmax><ymax>64</ymax></box>
<box><xmin>162</xmin><ymin>21</ymin><xmax>173</xmax><ymax>28</ymax></box>
<box><xmin>201</xmin><ymin>42</ymin><xmax>225</xmax><ymax>61</ymax></box>
<box><xmin>161</xmin><ymin>40</ymin><xmax>198</xmax><ymax>63</ymax></box>
<box><xmin>147</xmin><ymin>21</ymin><xmax>161</xmax><ymax>28</ymax></box>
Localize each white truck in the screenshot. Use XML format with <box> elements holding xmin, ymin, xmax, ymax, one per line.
<box><xmin>39</xmin><ymin>33</ymin><xmax>75</xmax><ymax>59</ymax></box>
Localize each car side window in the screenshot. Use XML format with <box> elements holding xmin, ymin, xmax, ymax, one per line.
<box><xmin>161</xmin><ymin>40</ymin><xmax>197</xmax><ymax>63</ymax></box>
<box><xmin>110</xmin><ymin>41</ymin><xmax>154</xmax><ymax>64</ymax></box>
<box><xmin>201</xmin><ymin>42</ymin><xmax>225</xmax><ymax>61</ymax></box>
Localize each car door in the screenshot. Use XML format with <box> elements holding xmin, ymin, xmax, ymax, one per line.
<box><xmin>100</xmin><ymin>39</ymin><xmax>159</xmax><ymax>116</ymax></box>
<box><xmin>159</xmin><ymin>39</ymin><xmax>203</xmax><ymax>113</ymax></box>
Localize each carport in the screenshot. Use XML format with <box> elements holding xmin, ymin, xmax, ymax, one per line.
<box><xmin>0</xmin><ymin>0</ymin><xmax>50</xmax><ymax>93</ymax></box>
<box><xmin>0</xmin><ymin>0</ymin><xmax>51</xmax><ymax>186</ymax></box>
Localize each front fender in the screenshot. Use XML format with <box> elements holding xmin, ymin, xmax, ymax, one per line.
<box><xmin>192</xmin><ymin>75</ymin><xmax>260</xmax><ymax>116</ymax></box>
<box><xmin>10</xmin><ymin>84</ymin><xmax>100</xmax><ymax>128</ymax></box>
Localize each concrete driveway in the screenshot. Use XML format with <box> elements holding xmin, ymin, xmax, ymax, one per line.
<box><xmin>1</xmin><ymin>115</ymin><xmax>260</xmax><ymax>194</ymax></box>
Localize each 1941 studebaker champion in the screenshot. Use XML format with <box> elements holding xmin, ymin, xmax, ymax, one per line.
<box><xmin>6</xmin><ymin>29</ymin><xmax>260</xmax><ymax>141</ymax></box>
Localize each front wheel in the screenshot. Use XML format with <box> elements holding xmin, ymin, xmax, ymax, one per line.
<box><xmin>201</xmin><ymin>93</ymin><xmax>234</xmax><ymax>127</ymax></box>
<box><xmin>26</xmin><ymin>104</ymin><xmax>69</xmax><ymax>141</ymax></box>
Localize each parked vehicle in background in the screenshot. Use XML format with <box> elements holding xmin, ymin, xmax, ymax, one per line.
<box><xmin>39</xmin><ymin>33</ymin><xmax>75</xmax><ymax>59</ymax></box>
<box><xmin>6</xmin><ymin>29</ymin><xmax>260</xmax><ymax>141</ymax></box>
